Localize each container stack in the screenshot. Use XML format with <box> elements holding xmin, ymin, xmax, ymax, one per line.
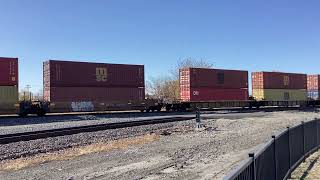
<box><xmin>0</xmin><ymin>57</ymin><xmax>19</xmax><ymax>113</ymax></box>
<box><xmin>180</xmin><ymin>68</ymin><xmax>249</xmax><ymax>102</ymax></box>
<box><xmin>43</xmin><ymin>60</ymin><xmax>145</xmax><ymax>112</ymax></box>
<box><xmin>307</xmin><ymin>75</ymin><xmax>320</xmax><ymax>100</ymax></box>
<box><xmin>252</xmin><ymin>72</ymin><xmax>307</xmax><ymax>101</ymax></box>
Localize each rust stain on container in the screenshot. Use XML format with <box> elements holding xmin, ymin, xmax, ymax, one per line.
<box><xmin>0</xmin><ymin>57</ymin><xmax>18</xmax><ymax>86</ymax></box>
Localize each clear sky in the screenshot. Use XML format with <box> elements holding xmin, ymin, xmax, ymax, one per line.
<box><xmin>0</xmin><ymin>0</ymin><xmax>320</xmax><ymax>92</ymax></box>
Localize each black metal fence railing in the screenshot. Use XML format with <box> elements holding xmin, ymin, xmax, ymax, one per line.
<box><xmin>224</xmin><ymin>119</ymin><xmax>320</xmax><ymax>180</ymax></box>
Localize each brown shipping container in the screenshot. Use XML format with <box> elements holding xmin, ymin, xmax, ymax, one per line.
<box><xmin>44</xmin><ymin>86</ymin><xmax>145</xmax><ymax>102</ymax></box>
<box><xmin>0</xmin><ymin>57</ymin><xmax>18</xmax><ymax>86</ymax></box>
<box><xmin>252</xmin><ymin>72</ymin><xmax>307</xmax><ymax>90</ymax></box>
<box><xmin>307</xmin><ymin>75</ymin><xmax>320</xmax><ymax>90</ymax></box>
<box><xmin>180</xmin><ymin>87</ymin><xmax>248</xmax><ymax>102</ymax></box>
<box><xmin>44</xmin><ymin>60</ymin><xmax>144</xmax><ymax>87</ymax></box>
<box><xmin>180</xmin><ymin>68</ymin><xmax>248</xmax><ymax>89</ymax></box>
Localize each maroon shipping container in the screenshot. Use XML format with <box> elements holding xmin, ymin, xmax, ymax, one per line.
<box><xmin>0</xmin><ymin>57</ymin><xmax>18</xmax><ymax>86</ymax></box>
<box><xmin>252</xmin><ymin>72</ymin><xmax>307</xmax><ymax>90</ymax></box>
<box><xmin>180</xmin><ymin>87</ymin><xmax>248</xmax><ymax>102</ymax></box>
<box><xmin>180</xmin><ymin>68</ymin><xmax>248</xmax><ymax>89</ymax></box>
<box><xmin>44</xmin><ymin>60</ymin><xmax>144</xmax><ymax>87</ymax></box>
<box><xmin>44</xmin><ymin>86</ymin><xmax>145</xmax><ymax>102</ymax></box>
<box><xmin>307</xmin><ymin>75</ymin><xmax>320</xmax><ymax>90</ymax></box>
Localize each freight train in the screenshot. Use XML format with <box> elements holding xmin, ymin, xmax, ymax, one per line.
<box><xmin>1</xmin><ymin>57</ymin><xmax>320</xmax><ymax>117</ymax></box>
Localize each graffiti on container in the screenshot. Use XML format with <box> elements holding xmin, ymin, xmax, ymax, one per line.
<box><xmin>71</xmin><ymin>101</ymin><xmax>94</xmax><ymax>112</ymax></box>
<box><xmin>96</xmin><ymin>68</ymin><xmax>107</xmax><ymax>82</ymax></box>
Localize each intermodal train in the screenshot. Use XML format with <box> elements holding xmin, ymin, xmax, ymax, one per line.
<box><xmin>1</xmin><ymin>57</ymin><xmax>320</xmax><ymax>117</ymax></box>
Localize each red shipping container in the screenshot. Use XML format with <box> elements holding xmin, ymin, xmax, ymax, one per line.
<box><xmin>180</xmin><ymin>68</ymin><xmax>248</xmax><ymax>89</ymax></box>
<box><xmin>180</xmin><ymin>87</ymin><xmax>248</xmax><ymax>102</ymax></box>
<box><xmin>252</xmin><ymin>72</ymin><xmax>307</xmax><ymax>90</ymax></box>
<box><xmin>0</xmin><ymin>57</ymin><xmax>18</xmax><ymax>86</ymax></box>
<box><xmin>307</xmin><ymin>75</ymin><xmax>320</xmax><ymax>90</ymax></box>
<box><xmin>44</xmin><ymin>60</ymin><xmax>144</xmax><ymax>87</ymax></box>
<box><xmin>44</xmin><ymin>86</ymin><xmax>145</xmax><ymax>102</ymax></box>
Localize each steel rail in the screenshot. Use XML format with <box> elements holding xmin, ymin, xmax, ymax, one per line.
<box><xmin>0</xmin><ymin>116</ymin><xmax>194</xmax><ymax>144</ymax></box>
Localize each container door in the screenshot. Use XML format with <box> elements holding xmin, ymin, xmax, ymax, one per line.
<box><xmin>217</xmin><ymin>72</ymin><xmax>225</xmax><ymax>85</ymax></box>
<box><xmin>284</xmin><ymin>92</ymin><xmax>290</xmax><ymax>100</ymax></box>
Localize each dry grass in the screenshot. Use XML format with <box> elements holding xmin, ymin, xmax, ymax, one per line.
<box><xmin>0</xmin><ymin>134</ymin><xmax>160</xmax><ymax>171</ymax></box>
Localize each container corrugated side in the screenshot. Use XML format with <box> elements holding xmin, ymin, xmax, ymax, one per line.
<box><xmin>180</xmin><ymin>87</ymin><xmax>248</xmax><ymax>102</ymax></box>
<box><xmin>45</xmin><ymin>60</ymin><xmax>144</xmax><ymax>87</ymax></box>
<box><xmin>0</xmin><ymin>86</ymin><xmax>19</xmax><ymax>103</ymax></box>
<box><xmin>252</xmin><ymin>72</ymin><xmax>307</xmax><ymax>89</ymax></box>
<box><xmin>48</xmin><ymin>101</ymin><xmax>147</xmax><ymax>113</ymax></box>
<box><xmin>307</xmin><ymin>75</ymin><xmax>320</xmax><ymax>90</ymax></box>
<box><xmin>0</xmin><ymin>102</ymin><xmax>19</xmax><ymax>114</ymax></box>
<box><xmin>180</xmin><ymin>68</ymin><xmax>248</xmax><ymax>89</ymax></box>
<box><xmin>45</xmin><ymin>86</ymin><xmax>145</xmax><ymax>102</ymax></box>
<box><xmin>0</xmin><ymin>57</ymin><xmax>18</xmax><ymax>86</ymax></box>
<box><xmin>307</xmin><ymin>90</ymin><xmax>320</xmax><ymax>100</ymax></box>
<box><xmin>252</xmin><ymin>89</ymin><xmax>307</xmax><ymax>101</ymax></box>
<box><xmin>43</xmin><ymin>61</ymin><xmax>50</xmax><ymax>88</ymax></box>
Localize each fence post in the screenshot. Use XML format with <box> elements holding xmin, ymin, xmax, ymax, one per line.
<box><xmin>249</xmin><ymin>153</ymin><xmax>256</xmax><ymax>180</ymax></box>
<box><xmin>272</xmin><ymin>135</ymin><xmax>278</xmax><ymax>180</ymax></box>
<box><xmin>302</xmin><ymin>121</ymin><xmax>305</xmax><ymax>162</ymax></box>
<box><xmin>287</xmin><ymin>126</ymin><xmax>291</xmax><ymax>179</ymax></box>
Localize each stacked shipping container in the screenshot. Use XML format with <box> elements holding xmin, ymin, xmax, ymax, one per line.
<box><xmin>252</xmin><ymin>72</ymin><xmax>307</xmax><ymax>101</ymax></box>
<box><xmin>180</xmin><ymin>68</ymin><xmax>249</xmax><ymax>102</ymax></box>
<box><xmin>43</xmin><ymin>60</ymin><xmax>145</xmax><ymax>112</ymax></box>
<box><xmin>307</xmin><ymin>75</ymin><xmax>320</xmax><ymax>100</ymax></box>
<box><xmin>0</xmin><ymin>57</ymin><xmax>19</xmax><ymax>113</ymax></box>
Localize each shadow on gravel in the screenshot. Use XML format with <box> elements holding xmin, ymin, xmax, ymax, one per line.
<box><xmin>300</xmin><ymin>155</ymin><xmax>319</xmax><ymax>179</ymax></box>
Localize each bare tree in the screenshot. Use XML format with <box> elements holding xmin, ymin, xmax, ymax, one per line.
<box><xmin>19</xmin><ymin>85</ymin><xmax>31</xmax><ymax>101</ymax></box>
<box><xmin>147</xmin><ymin>58</ymin><xmax>213</xmax><ymax>102</ymax></box>
<box><xmin>171</xmin><ymin>57</ymin><xmax>214</xmax><ymax>79</ymax></box>
<box><xmin>33</xmin><ymin>89</ymin><xmax>44</xmax><ymax>101</ymax></box>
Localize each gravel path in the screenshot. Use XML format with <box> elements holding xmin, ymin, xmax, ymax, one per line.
<box><xmin>0</xmin><ymin>110</ymin><xmax>319</xmax><ymax>180</ymax></box>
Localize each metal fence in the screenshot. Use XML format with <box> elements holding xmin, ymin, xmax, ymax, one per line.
<box><xmin>224</xmin><ymin>119</ymin><xmax>320</xmax><ymax>180</ymax></box>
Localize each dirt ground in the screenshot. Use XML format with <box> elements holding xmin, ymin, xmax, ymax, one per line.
<box><xmin>0</xmin><ymin>110</ymin><xmax>319</xmax><ymax>180</ymax></box>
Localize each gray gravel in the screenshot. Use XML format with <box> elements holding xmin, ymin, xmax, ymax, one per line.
<box><xmin>0</xmin><ymin>110</ymin><xmax>319</xmax><ymax>180</ymax></box>
<box><xmin>0</xmin><ymin>111</ymin><xmax>265</xmax><ymax>135</ymax></box>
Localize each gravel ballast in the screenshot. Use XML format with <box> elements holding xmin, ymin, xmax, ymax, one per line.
<box><xmin>0</xmin><ymin>111</ymin><xmax>263</xmax><ymax>135</ymax></box>
<box><xmin>0</xmin><ymin>110</ymin><xmax>319</xmax><ymax>180</ymax></box>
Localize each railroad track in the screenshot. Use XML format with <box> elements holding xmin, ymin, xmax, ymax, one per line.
<box><xmin>0</xmin><ymin>106</ymin><xmax>316</xmax><ymax>119</ymax></box>
<box><xmin>0</xmin><ymin>116</ymin><xmax>195</xmax><ymax>145</ymax></box>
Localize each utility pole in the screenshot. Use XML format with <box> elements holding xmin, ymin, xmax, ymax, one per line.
<box><xmin>196</xmin><ymin>107</ymin><xmax>202</xmax><ymax>129</ymax></box>
<box><xmin>25</xmin><ymin>85</ymin><xmax>31</xmax><ymax>101</ymax></box>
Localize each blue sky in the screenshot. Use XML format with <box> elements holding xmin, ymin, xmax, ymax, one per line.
<box><xmin>0</xmin><ymin>0</ymin><xmax>320</xmax><ymax>92</ymax></box>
